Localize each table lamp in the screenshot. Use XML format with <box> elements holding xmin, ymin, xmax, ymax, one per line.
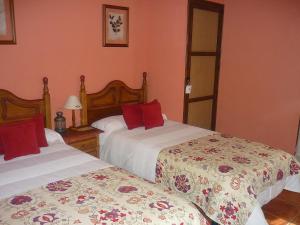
<box><xmin>64</xmin><ymin>95</ymin><xmax>82</xmax><ymax>128</ymax></box>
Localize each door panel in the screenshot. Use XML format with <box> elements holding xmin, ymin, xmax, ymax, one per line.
<box><xmin>190</xmin><ymin>56</ymin><xmax>216</xmax><ymax>98</ymax></box>
<box><xmin>188</xmin><ymin>100</ymin><xmax>213</xmax><ymax>129</ymax></box>
<box><xmin>191</xmin><ymin>8</ymin><xmax>219</xmax><ymax>52</ymax></box>
<box><xmin>184</xmin><ymin>1</ymin><xmax>224</xmax><ymax>131</ymax></box>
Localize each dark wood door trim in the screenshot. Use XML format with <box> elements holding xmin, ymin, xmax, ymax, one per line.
<box><xmin>191</xmin><ymin>52</ymin><xmax>217</xmax><ymax>56</ymax></box>
<box><xmin>183</xmin><ymin>0</ymin><xmax>224</xmax><ymax>131</ymax></box>
<box><xmin>188</xmin><ymin>95</ymin><xmax>214</xmax><ymax>103</ymax></box>
<box><xmin>211</xmin><ymin>3</ymin><xmax>224</xmax><ymax>130</ymax></box>
<box><xmin>190</xmin><ymin>0</ymin><xmax>224</xmax><ymax>12</ymax></box>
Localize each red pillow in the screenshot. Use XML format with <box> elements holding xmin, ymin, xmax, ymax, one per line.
<box><xmin>140</xmin><ymin>99</ymin><xmax>164</xmax><ymax>129</ymax></box>
<box><xmin>0</xmin><ymin>120</ymin><xmax>40</xmax><ymax>161</ymax></box>
<box><xmin>0</xmin><ymin>114</ymin><xmax>47</xmax><ymax>152</ymax></box>
<box><xmin>122</xmin><ymin>103</ymin><xmax>144</xmax><ymax>129</ymax></box>
<box><xmin>29</xmin><ymin>114</ymin><xmax>48</xmax><ymax>147</ymax></box>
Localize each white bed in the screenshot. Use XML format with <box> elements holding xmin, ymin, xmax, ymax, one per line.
<box><xmin>98</xmin><ymin>118</ymin><xmax>300</xmax><ymax>225</ymax></box>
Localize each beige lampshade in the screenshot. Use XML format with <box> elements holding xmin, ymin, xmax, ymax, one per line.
<box><xmin>64</xmin><ymin>96</ymin><xmax>82</xmax><ymax>110</ymax></box>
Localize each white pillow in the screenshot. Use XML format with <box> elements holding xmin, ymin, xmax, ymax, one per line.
<box><xmin>44</xmin><ymin>128</ymin><xmax>65</xmax><ymax>145</ymax></box>
<box><xmin>92</xmin><ymin>114</ymin><xmax>167</xmax><ymax>132</ymax></box>
<box><xmin>91</xmin><ymin>115</ymin><xmax>126</xmax><ymax>134</ymax></box>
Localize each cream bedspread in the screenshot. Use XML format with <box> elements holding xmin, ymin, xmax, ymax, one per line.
<box><xmin>155</xmin><ymin>133</ymin><xmax>300</xmax><ymax>225</ymax></box>
<box><xmin>0</xmin><ymin>167</ymin><xmax>207</xmax><ymax>225</ymax></box>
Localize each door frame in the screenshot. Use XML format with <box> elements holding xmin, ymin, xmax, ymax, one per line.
<box><xmin>183</xmin><ymin>0</ymin><xmax>224</xmax><ymax>131</ymax></box>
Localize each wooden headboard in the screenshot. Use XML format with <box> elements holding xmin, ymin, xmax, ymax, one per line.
<box><xmin>80</xmin><ymin>72</ymin><xmax>147</xmax><ymax>125</ymax></box>
<box><xmin>0</xmin><ymin>77</ymin><xmax>52</xmax><ymax>128</ymax></box>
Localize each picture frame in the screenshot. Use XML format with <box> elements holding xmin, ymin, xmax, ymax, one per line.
<box><xmin>103</xmin><ymin>4</ymin><xmax>129</xmax><ymax>47</ymax></box>
<box><xmin>0</xmin><ymin>0</ymin><xmax>16</xmax><ymax>44</ymax></box>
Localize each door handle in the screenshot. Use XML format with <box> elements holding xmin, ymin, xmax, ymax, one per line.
<box><xmin>185</xmin><ymin>84</ymin><xmax>192</xmax><ymax>94</ymax></box>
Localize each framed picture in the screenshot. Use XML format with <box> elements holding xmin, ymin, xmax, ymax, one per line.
<box><xmin>0</xmin><ymin>0</ymin><xmax>16</xmax><ymax>44</ymax></box>
<box><xmin>103</xmin><ymin>5</ymin><xmax>129</xmax><ymax>47</ymax></box>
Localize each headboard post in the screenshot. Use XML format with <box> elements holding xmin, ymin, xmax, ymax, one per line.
<box><xmin>80</xmin><ymin>75</ymin><xmax>88</xmax><ymax>126</ymax></box>
<box><xmin>43</xmin><ymin>77</ymin><xmax>52</xmax><ymax>128</ymax></box>
<box><xmin>142</xmin><ymin>72</ymin><xmax>147</xmax><ymax>103</ymax></box>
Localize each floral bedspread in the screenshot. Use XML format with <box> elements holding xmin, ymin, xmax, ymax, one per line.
<box><xmin>0</xmin><ymin>167</ymin><xmax>208</xmax><ymax>225</ymax></box>
<box><xmin>155</xmin><ymin>133</ymin><xmax>300</xmax><ymax>225</ymax></box>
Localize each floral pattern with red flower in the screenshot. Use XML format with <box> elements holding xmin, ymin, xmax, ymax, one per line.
<box><xmin>218</xmin><ymin>165</ymin><xmax>233</xmax><ymax>173</ymax></box>
<box><xmin>149</xmin><ymin>200</ymin><xmax>173</xmax><ymax>211</ymax></box>
<box><xmin>193</xmin><ymin>156</ymin><xmax>205</xmax><ymax>161</ymax></box>
<box><xmin>33</xmin><ymin>213</ymin><xmax>59</xmax><ymax>225</ymax></box>
<box><xmin>290</xmin><ymin>160</ymin><xmax>300</xmax><ymax>175</ymax></box>
<box><xmin>277</xmin><ymin>169</ymin><xmax>284</xmax><ymax>181</ymax></box>
<box><xmin>220</xmin><ymin>201</ymin><xmax>239</xmax><ymax>222</ymax></box>
<box><xmin>93</xmin><ymin>174</ymin><xmax>108</xmax><ymax>180</ymax></box>
<box><xmin>156</xmin><ymin>161</ymin><xmax>163</xmax><ymax>179</ymax></box>
<box><xmin>118</xmin><ymin>186</ymin><xmax>138</xmax><ymax>193</ymax></box>
<box><xmin>46</xmin><ymin>180</ymin><xmax>72</xmax><ymax>192</ymax></box>
<box><xmin>99</xmin><ymin>209</ymin><xmax>126</xmax><ymax>222</ymax></box>
<box><xmin>10</xmin><ymin>195</ymin><xmax>32</xmax><ymax>205</ymax></box>
<box><xmin>174</xmin><ymin>175</ymin><xmax>191</xmax><ymax>193</ymax></box>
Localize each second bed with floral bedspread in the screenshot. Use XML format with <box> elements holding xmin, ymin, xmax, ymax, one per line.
<box><xmin>155</xmin><ymin>133</ymin><xmax>300</xmax><ymax>225</ymax></box>
<box><xmin>0</xmin><ymin>167</ymin><xmax>208</xmax><ymax>225</ymax></box>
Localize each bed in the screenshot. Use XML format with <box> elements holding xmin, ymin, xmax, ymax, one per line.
<box><xmin>0</xmin><ymin>77</ymin><xmax>209</xmax><ymax>225</ymax></box>
<box><xmin>79</xmin><ymin>74</ymin><xmax>300</xmax><ymax>225</ymax></box>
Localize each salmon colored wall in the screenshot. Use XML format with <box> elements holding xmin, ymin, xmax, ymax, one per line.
<box><xmin>0</xmin><ymin>0</ymin><xmax>149</xmax><ymax>126</ymax></box>
<box><xmin>145</xmin><ymin>0</ymin><xmax>188</xmax><ymax>121</ymax></box>
<box><xmin>217</xmin><ymin>0</ymin><xmax>300</xmax><ymax>153</ymax></box>
<box><xmin>146</xmin><ymin>0</ymin><xmax>300</xmax><ymax>153</ymax></box>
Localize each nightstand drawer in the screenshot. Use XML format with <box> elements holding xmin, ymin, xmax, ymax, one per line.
<box><xmin>61</xmin><ymin>127</ymin><xmax>102</xmax><ymax>158</ymax></box>
<box><xmin>72</xmin><ymin>138</ymin><xmax>98</xmax><ymax>150</ymax></box>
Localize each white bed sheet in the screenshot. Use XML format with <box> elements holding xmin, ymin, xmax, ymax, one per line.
<box><xmin>0</xmin><ymin>143</ymin><xmax>111</xmax><ymax>199</ymax></box>
<box><xmin>101</xmin><ymin>120</ymin><xmax>213</xmax><ymax>182</ymax></box>
<box><xmin>100</xmin><ymin>120</ymin><xmax>300</xmax><ymax>225</ymax></box>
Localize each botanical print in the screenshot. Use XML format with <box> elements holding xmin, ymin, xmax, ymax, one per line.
<box><xmin>156</xmin><ymin>133</ymin><xmax>300</xmax><ymax>225</ymax></box>
<box><xmin>103</xmin><ymin>5</ymin><xmax>128</xmax><ymax>47</ymax></box>
<box><xmin>0</xmin><ymin>167</ymin><xmax>208</xmax><ymax>225</ymax></box>
<box><xmin>0</xmin><ymin>0</ymin><xmax>6</xmax><ymax>35</ymax></box>
<box><xmin>108</xmin><ymin>13</ymin><xmax>124</xmax><ymax>40</ymax></box>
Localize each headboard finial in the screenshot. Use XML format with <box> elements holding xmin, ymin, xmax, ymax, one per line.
<box><xmin>80</xmin><ymin>75</ymin><xmax>88</xmax><ymax>126</ymax></box>
<box><xmin>80</xmin><ymin>75</ymin><xmax>86</xmax><ymax>91</ymax></box>
<box><xmin>42</xmin><ymin>76</ymin><xmax>51</xmax><ymax>129</ymax></box>
<box><xmin>143</xmin><ymin>72</ymin><xmax>147</xmax><ymax>82</ymax></box>
<box><xmin>43</xmin><ymin>77</ymin><xmax>49</xmax><ymax>94</ymax></box>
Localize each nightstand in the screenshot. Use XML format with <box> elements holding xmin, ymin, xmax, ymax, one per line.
<box><xmin>61</xmin><ymin>127</ymin><xmax>102</xmax><ymax>158</ymax></box>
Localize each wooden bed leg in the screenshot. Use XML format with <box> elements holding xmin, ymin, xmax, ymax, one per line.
<box><xmin>43</xmin><ymin>77</ymin><xmax>52</xmax><ymax>129</ymax></box>
<box><xmin>80</xmin><ymin>75</ymin><xmax>88</xmax><ymax>126</ymax></box>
